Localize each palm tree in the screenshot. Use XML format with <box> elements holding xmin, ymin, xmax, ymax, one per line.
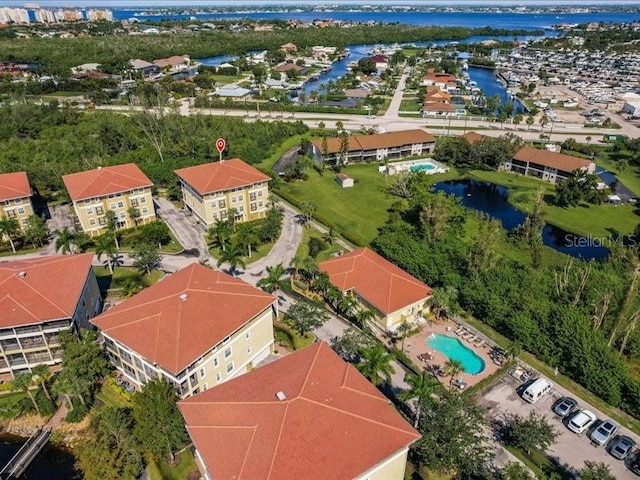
<box><xmin>430</xmin><ymin>286</ymin><xmax>459</xmax><ymax>320</ymax></box>
<box><xmin>337</xmin><ymin>293</ymin><xmax>358</xmax><ymax>318</ymax></box>
<box><xmin>311</xmin><ymin>271</ymin><xmax>332</xmax><ymax>295</ymax></box>
<box><xmin>526</xmin><ymin>114</ymin><xmax>535</xmax><ymax>131</ymax></box>
<box><xmin>32</xmin><ymin>364</ymin><xmax>52</xmax><ymax>402</ymax></box>
<box><xmin>396</xmin><ymin>321</ymin><xmax>414</xmax><ymax>353</ymax></box>
<box><xmin>55</xmin><ymin>227</ymin><xmax>76</xmax><ymax>254</ymax></box>
<box><xmin>357</xmin><ymin>343</ymin><xmax>396</xmax><ymax>387</ymax></box>
<box><xmin>323</xmin><ymin>226</ymin><xmax>337</xmax><ymax>245</ymax></box>
<box><xmin>513</xmin><ymin>113</ymin><xmax>523</xmax><ymax>130</ymax></box>
<box><xmin>127</xmin><ymin>206</ymin><xmax>141</xmax><ymax>230</ymax></box>
<box><xmin>354</xmin><ymin>308</ymin><xmax>376</xmax><ymax>331</ymax></box>
<box><xmin>236</xmin><ymin>226</ymin><xmax>259</xmax><ymax>258</ymax></box>
<box><xmin>12</xmin><ymin>373</ymin><xmax>40</xmax><ymax>416</ymax></box>
<box><xmin>216</xmin><ymin>242</ymin><xmax>246</xmax><ymax>276</ymax></box>
<box><xmin>0</xmin><ymin>218</ymin><xmax>20</xmax><ymax>253</ymax></box>
<box><xmin>207</xmin><ymin>219</ymin><xmax>232</xmax><ymax>252</ymax></box>
<box><xmin>95</xmin><ymin>233</ymin><xmax>117</xmax><ymax>274</ymax></box>
<box><xmin>399</xmin><ymin>371</ymin><xmax>442</xmax><ymax>427</ymax></box>
<box><xmin>257</xmin><ymin>263</ymin><xmax>287</xmax><ymax>293</ymax></box>
<box><xmin>104</xmin><ymin>210</ymin><xmax>120</xmax><ymax>249</ymax></box>
<box><xmin>443</xmin><ymin>359</ymin><xmax>464</xmax><ymax>387</ymax></box>
<box><xmin>300</xmin><ymin>256</ymin><xmax>318</xmax><ymax>282</ymax></box>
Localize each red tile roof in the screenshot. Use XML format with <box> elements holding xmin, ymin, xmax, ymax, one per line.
<box><xmin>463</xmin><ymin>131</ymin><xmax>490</xmax><ymax>145</ymax></box>
<box><xmin>513</xmin><ymin>146</ymin><xmax>594</xmax><ymax>173</ymax></box>
<box><xmin>312</xmin><ymin>129</ymin><xmax>436</xmax><ymax>155</ymax></box>
<box><xmin>91</xmin><ymin>264</ymin><xmax>275</xmax><ymax>375</ymax></box>
<box><xmin>62</xmin><ymin>164</ymin><xmax>153</xmax><ymax>201</ymax></box>
<box><xmin>319</xmin><ymin>248</ymin><xmax>432</xmax><ymax>315</ymax></box>
<box><xmin>0</xmin><ymin>172</ymin><xmax>31</xmax><ymax>202</ymax></box>
<box><xmin>174</xmin><ymin>159</ymin><xmax>270</xmax><ymax>196</ymax></box>
<box><xmin>0</xmin><ymin>254</ymin><xmax>94</xmax><ymax>328</ymax></box>
<box><xmin>179</xmin><ymin>342</ymin><xmax>419</xmax><ymax>480</ymax></box>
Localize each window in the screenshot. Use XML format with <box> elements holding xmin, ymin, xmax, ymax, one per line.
<box><xmin>86</xmin><ymin>207</ymin><xmax>93</xmax><ymax>215</ymax></box>
<box><xmin>118</xmin><ymin>212</ymin><xmax>126</xmax><ymax>219</ymax></box>
<box><xmin>245</xmin><ymin>331</ymin><xmax>250</xmax><ymax>340</ymax></box>
<box><xmin>247</xmin><ymin>346</ymin><xmax>252</xmax><ymax>355</ymax></box>
<box><xmin>213</xmin><ymin>357</ymin><xmax>219</xmax><ymax>367</ymax></box>
<box><xmin>211</xmin><ymin>201</ymin><xmax>217</xmax><ymax>208</ymax></box>
<box><xmin>219</xmin><ymin>200</ymin><xmax>226</xmax><ymax>209</ymax></box>
<box><xmin>142</xmin><ymin>207</ymin><xmax>148</xmax><ymax>214</ymax></box>
<box><xmin>226</xmin><ymin>363</ymin><xmax>234</xmax><ymax>373</ymax></box>
<box><xmin>202</xmin><ymin>383</ymin><xmax>208</xmax><ymax>390</ymax></box>
<box><xmin>258</xmin><ymin>190</ymin><xmax>263</xmax><ymax>197</ymax></box>
<box><xmin>224</xmin><ymin>347</ymin><xmax>232</xmax><ymax>359</ymax></box>
<box><xmin>212</xmin><ymin>212</ymin><xmax>218</xmax><ymax>219</ymax></box>
<box><xmin>250</xmin><ymin>193</ymin><xmax>257</xmax><ymax>201</ymax></box>
<box><xmin>238</xmin><ymin>206</ymin><xmax>244</xmax><ymax>212</ymax></box>
<box><xmin>98</xmin><ymin>217</ymin><xmax>106</xmax><ymax>226</ymax></box>
<box><xmin>222</xmin><ymin>336</ymin><xmax>231</xmax><ymax>345</ymax></box>
<box><xmin>117</xmin><ymin>201</ymin><xmax>124</xmax><ymax>208</ymax></box>
<box><xmin>140</xmin><ymin>197</ymin><xmax>146</xmax><ymax>203</ymax></box>
<box><xmin>220</xmin><ymin>210</ymin><xmax>227</xmax><ymax>219</ymax></box>
<box><xmin>96</xmin><ymin>206</ymin><xmax>104</xmax><ymax>215</ymax></box>
<box><xmin>250</xmin><ymin>203</ymin><xmax>257</xmax><ymax>212</ymax></box>
<box><xmin>110</xmin><ymin>202</ymin><xmax>116</xmax><ymax>209</ymax></box>
<box><xmin>216</xmin><ymin>372</ymin><xmax>222</xmax><ymax>382</ymax></box>
<box><xmin>258</xmin><ymin>201</ymin><xmax>264</xmax><ymax>207</ymax></box>
<box><xmin>238</xmin><ymin>195</ymin><xmax>244</xmax><ymax>201</ymax></box>
<box><xmin>21</xmin><ymin>218</ymin><xmax>28</xmax><ymax>226</ymax></box>
<box><xmin>6</xmin><ymin>210</ymin><xmax>15</xmax><ymax>218</ymax></box>
<box><xmin>200</xmin><ymin>368</ymin><xmax>205</xmax><ymax>378</ymax></box>
<box><xmin>17</xmin><ymin>207</ymin><xmax>25</xmax><ymax>215</ymax></box>
<box><xmin>130</xmin><ymin>199</ymin><xmax>138</xmax><ymax>207</ymax></box>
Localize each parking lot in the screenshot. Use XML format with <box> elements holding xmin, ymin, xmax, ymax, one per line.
<box><xmin>479</xmin><ymin>373</ymin><xmax>639</xmax><ymax>479</ymax></box>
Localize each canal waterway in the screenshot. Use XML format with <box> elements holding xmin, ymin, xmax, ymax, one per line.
<box><xmin>433</xmin><ymin>180</ymin><xmax>610</xmax><ymax>260</ymax></box>
<box><xmin>0</xmin><ymin>434</ymin><xmax>79</xmax><ymax>480</ymax></box>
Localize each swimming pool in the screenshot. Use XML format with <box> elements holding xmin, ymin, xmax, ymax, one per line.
<box><xmin>426</xmin><ymin>334</ymin><xmax>485</xmax><ymax>375</ymax></box>
<box><xmin>410</xmin><ymin>163</ymin><xmax>436</xmax><ymax>172</ymax></box>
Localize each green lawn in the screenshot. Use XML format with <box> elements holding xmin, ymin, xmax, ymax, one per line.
<box><xmin>466</xmin><ymin>169</ymin><xmax>638</xmax><ymax>237</ymax></box>
<box><xmin>208</xmin><ymin>74</ymin><xmax>249</xmax><ymax>84</ymax></box>
<box><xmin>209</xmin><ymin>240</ymin><xmax>274</xmax><ymax>265</ymax></box>
<box><xmin>400</xmin><ymin>98</ymin><xmax>422</xmax><ymax>112</ymax></box>
<box><xmin>504</xmin><ymin>446</ymin><xmax>571</xmax><ymax>480</ymax></box>
<box><xmin>595</xmin><ymin>149</ymin><xmax>640</xmax><ymax>197</ymax></box>
<box><xmin>93</xmin><ymin>266</ymin><xmax>164</xmax><ymax>292</ymax></box>
<box><xmin>295</xmin><ymin>227</ymin><xmax>344</xmax><ymax>262</ymax></box>
<box><xmin>275</xmin><ymin>164</ymin><xmax>396</xmax><ymax>245</ymax></box>
<box><xmin>274</xmin><ymin>321</ymin><xmax>315</xmax><ymax>352</ymax></box>
<box><xmin>118</xmin><ymin>226</ymin><xmax>184</xmax><ymax>254</ymax></box>
<box><xmin>147</xmin><ymin>449</ymin><xmax>199</xmax><ymax>480</ymax></box>
<box><xmin>256</xmin><ymin>134</ymin><xmax>306</xmax><ymax>171</ymax></box>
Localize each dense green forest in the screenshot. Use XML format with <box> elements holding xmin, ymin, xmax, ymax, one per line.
<box><xmin>0</xmin><ymin>103</ymin><xmax>306</xmax><ymax>198</ymax></box>
<box><xmin>0</xmin><ymin>24</ymin><xmax>538</xmax><ymax>75</ymax></box>
<box><xmin>373</xmin><ymin>173</ymin><xmax>640</xmax><ymax>419</ymax></box>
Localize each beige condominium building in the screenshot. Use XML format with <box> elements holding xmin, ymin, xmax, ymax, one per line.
<box><xmin>0</xmin><ymin>254</ymin><xmax>102</xmax><ymax>377</ymax></box>
<box><xmin>179</xmin><ymin>342</ymin><xmax>420</xmax><ymax>480</ymax></box>
<box><xmin>0</xmin><ymin>171</ymin><xmax>34</xmax><ymax>230</ymax></box>
<box><xmin>91</xmin><ymin>263</ymin><xmax>277</xmax><ymax>398</ymax></box>
<box><xmin>319</xmin><ymin>247</ymin><xmax>433</xmax><ymax>334</ymax></box>
<box><xmin>62</xmin><ymin>163</ymin><xmax>156</xmax><ymax>236</ymax></box>
<box><xmin>174</xmin><ymin>158</ymin><xmax>270</xmax><ymax>227</ymax></box>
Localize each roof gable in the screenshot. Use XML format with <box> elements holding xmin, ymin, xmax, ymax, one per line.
<box><xmin>319</xmin><ymin>248</ymin><xmax>431</xmax><ymax>315</ymax></box>
<box><xmin>0</xmin><ymin>172</ymin><xmax>31</xmax><ymax>201</ymax></box>
<box><xmin>62</xmin><ymin>164</ymin><xmax>153</xmax><ymax>201</ymax></box>
<box><xmin>0</xmin><ymin>254</ymin><xmax>93</xmax><ymax>327</ymax></box>
<box><xmin>513</xmin><ymin>146</ymin><xmax>594</xmax><ymax>172</ymax></box>
<box><xmin>91</xmin><ymin>264</ymin><xmax>275</xmax><ymax>374</ymax></box>
<box><xmin>174</xmin><ymin>158</ymin><xmax>270</xmax><ymax>196</ymax></box>
<box><xmin>179</xmin><ymin>342</ymin><xmax>419</xmax><ymax>480</ymax></box>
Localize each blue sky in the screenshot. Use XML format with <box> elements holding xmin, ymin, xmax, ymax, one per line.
<box><xmin>3</xmin><ymin>1</ymin><xmax>640</xmax><ymax>7</ymax></box>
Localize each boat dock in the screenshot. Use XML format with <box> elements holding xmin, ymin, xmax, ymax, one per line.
<box><xmin>0</xmin><ymin>428</ymin><xmax>51</xmax><ymax>479</ymax></box>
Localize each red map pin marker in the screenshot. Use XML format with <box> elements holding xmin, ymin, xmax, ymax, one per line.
<box><xmin>216</xmin><ymin>138</ymin><xmax>226</xmax><ymax>153</ymax></box>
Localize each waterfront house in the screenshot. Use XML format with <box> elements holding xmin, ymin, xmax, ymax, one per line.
<box><xmin>153</xmin><ymin>55</ymin><xmax>190</xmax><ymax>73</ymax></box>
<box><xmin>212</xmin><ymin>84</ymin><xmax>251</xmax><ymax>99</ymax></box>
<box><xmin>179</xmin><ymin>341</ymin><xmax>420</xmax><ymax>480</ymax></box>
<box><xmin>279</xmin><ymin>42</ymin><xmax>298</xmax><ymax>54</ymax></box>
<box><xmin>174</xmin><ymin>158</ymin><xmax>270</xmax><ymax>228</ymax></box>
<box><xmin>310</xmin><ymin>129</ymin><xmax>436</xmax><ymax>165</ymax></box>
<box><xmin>129</xmin><ymin>59</ymin><xmax>158</xmax><ymax>78</ymax></box>
<box><xmin>0</xmin><ymin>254</ymin><xmax>101</xmax><ymax>378</ymax></box>
<box><xmin>422</xmin><ymin>68</ymin><xmax>458</xmax><ymax>91</ymax></box>
<box><xmin>91</xmin><ymin>263</ymin><xmax>277</xmax><ymax>398</ymax></box>
<box><xmin>62</xmin><ymin>163</ymin><xmax>156</xmax><ymax>236</ymax></box>
<box><xmin>0</xmin><ymin>171</ymin><xmax>34</xmax><ymax>231</ymax></box>
<box><xmin>502</xmin><ymin>146</ymin><xmax>596</xmax><ymax>184</ymax></box>
<box><xmin>319</xmin><ymin>248</ymin><xmax>432</xmax><ymax>333</ymax></box>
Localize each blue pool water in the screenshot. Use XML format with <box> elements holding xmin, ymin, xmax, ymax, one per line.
<box><xmin>410</xmin><ymin>164</ymin><xmax>436</xmax><ymax>172</ymax></box>
<box><xmin>427</xmin><ymin>334</ymin><xmax>485</xmax><ymax>375</ymax></box>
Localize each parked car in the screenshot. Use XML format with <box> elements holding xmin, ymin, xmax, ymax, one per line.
<box><xmin>610</xmin><ymin>435</ymin><xmax>636</xmax><ymax>460</ymax></box>
<box><xmin>567</xmin><ymin>410</ymin><xmax>597</xmax><ymax>434</ymax></box>
<box><xmin>590</xmin><ymin>419</ymin><xmax>618</xmax><ymax>446</ymax></box>
<box><xmin>521</xmin><ymin>378</ymin><xmax>553</xmax><ymax>404</ymax></box>
<box><xmin>553</xmin><ymin>397</ymin><xmax>577</xmax><ymax>418</ymax></box>
<box><xmin>628</xmin><ymin>451</ymin><xmax>640</xmax><ymax>476</ymax></box>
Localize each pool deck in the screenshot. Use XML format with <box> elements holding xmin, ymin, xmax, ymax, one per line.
<box><xmin>402</xmin><ymin>319</ymin><xmax>500</xmax><ymax>390</ymax></box>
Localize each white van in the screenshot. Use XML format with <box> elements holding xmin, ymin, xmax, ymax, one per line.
<box><xmin>521</xmin><ymin>378</ymin><xmax>553</xmax><ymax>404</ymax></box>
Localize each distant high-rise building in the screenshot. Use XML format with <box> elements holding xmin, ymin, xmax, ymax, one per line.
<box><xmin>54</xmin><ymin>9</ymin><xmax>83</xmax><ymax>22</ymax></box>
<box><xmin>33</xmin><ymin>8</ymin><xmax>56</xmax><ymax>24</ymax></box>
<box><xmin>87</xmin><ymin>9</ymin><xmax>113</xmax><ymax>22</ymax></box>
<box><xmin>0</xmin><ymin>8</ymin><xmax>30</xmax><ymax>24</ymax></box>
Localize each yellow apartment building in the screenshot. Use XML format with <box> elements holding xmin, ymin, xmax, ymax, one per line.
<box><xmin>0</xmin><ymin>254</ymin><xmax>102</xmax><ymax>378</ymax></box>
<box><xmin>319</xmin><ymin>247</ymin><xmax>433</xmax><ymax>334</ymax></box>
<box><xmin>62</xmin><ymin>163</ymin><xmax>156</xmax><ymax>236</ymax></box>
<box><xmin>174</xmin><ymin>158</ymin><xmax>270</xmax><ymax>227</ymax></box>
<box><xmin>91</xmin><ymin>263</ymin><xmax>277</xmax><ymax>398</ymax></box>
<box><xmin>0</xmin><ymin>171</ymin><xmax>35</xmax><ymax>231</ymax></box>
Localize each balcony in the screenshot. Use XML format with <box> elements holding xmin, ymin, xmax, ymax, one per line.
<box><xmin>0</xmin><ymin>340</ymin><xmax>20</xmax><ymax>352</ymax></box>
<box><xmin>20</xmin><ymin>337</ymin><xmax>46</xmax><ymax>350</ymax></box>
